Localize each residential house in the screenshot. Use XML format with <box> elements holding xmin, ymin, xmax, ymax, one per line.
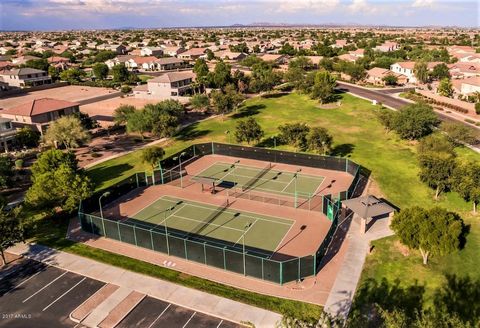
<box><xmin>0</xmin><ymin>47</ymin><xmax>13</xmax><ymax>55</ymax></box>
<box><xmin>390</xmin><ymin>61</ymin><xmax>439</xmax><ymax>84</ymax></box>
<box><xmin>177</xmin><ymin>48</ymin><xmax>207</xmax><ymax>61</ymax></box>
<box><xmin>155</xmin><ymin>57</ymin><xmax>187</xmax><ymax>71</ymax></box>
<box><xmin>448</xmin><ymin>63</ymin><xmax>480</xmax><ymax>79</ymax></box>
<box><xmin>458</xmin><ymin>54</ymin><xmax>480</xmax><ymax>64</ymax></box>
<box><xmin>0</xmin><ymin>117</ymin><xmax>16</xmax><ymax>152</ymax></box>
<box><xmin>366</xmin><ymin>67</ymin><xmax>408</xmax><ymax>85</ymax></box>
<box><xmin>375</xmin><ymin>41</ymin><xmax>400</xmax><ymax>52</ymax></box>
<box><xmin>47</xmin><ymin>56</ymin><xmax>70</xmax><ymax>69</ymax></box>
<box><xmin>97</xmin><ymin>44</ymin><xmax>127</xmax><ymax>54</ymax></box>
<box><xmin>160</xmin><ymin>46</ymin><xmax>185</xmax><ymax>57</ymax></box>
<box><xmin>452</xmin><ymin>77</ymin><xmax>480</xmax><ymax>95</ymax></box>
<box><xmin>0</xmin><ymin>68</ymin><xmax>51</xmax><ymax>88</ymax></box>
<box><xmin>213</xmin><ymin>51</ymin><xmax>247</xmax><ymax>61</ymax></box>
<box><xmin>0</xmin><ymin>98</ymin><xmax>79</xmax><ymax>134</ymax></box>
<box><xmin>140</xmin><ymin>47</ymin><xmax>164</xmax><ymax>57</ymax></box>
<box><xmin>259</xmin><ymin>54</ymin><xmax>289</xmax><ymax>64</ymax></box>
<box><xmin>126</xmin><ymin>56</ymin><xmax>157</xmax><ymax>70</ymax></box>
<box><xmin>105</xmin><ymin>55</ymin><xmax>136</xmax><ymax>69</ymax></box>
<box><xmin>331</xmin><ymin>39</ymin><xmax>348</xmax><ymax>48</ymax></box>
<box><xmin>134</xmin><ymin>71</ymin><xmax>195</xmax><ymax>99</ymax></box>
<box><xmin>11</xmin><ymin>55</ymin><xmax>41</xmax><ymax>65</ymax></box>
<box><xmin>305</xmin><ymin>56</ymin><xmax>324</xmax><ymax>68</ymax></box>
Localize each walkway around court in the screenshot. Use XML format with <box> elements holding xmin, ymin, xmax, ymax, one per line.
<box><xmin>6</xmin><ymin>243</ymin><xmax>282</xmax><ymax>328</ymax></box>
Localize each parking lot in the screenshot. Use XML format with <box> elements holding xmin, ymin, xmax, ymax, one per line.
<box><xmin>0</xmin><ymin>258</ymin><xmax>243</xmax><ymax>328</ymax></box>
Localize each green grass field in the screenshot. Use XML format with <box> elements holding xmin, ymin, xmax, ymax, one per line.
<box><xmin>85</xmin><ymin>92</ymin><xmax>480</xmax><ymax>312</ymax></box>
<box><xmin>192</xmin><ymin>162</ymin><xmax>324</xmax><ymax>198</ymax></box>
<box><xmin>126</xmin><ymin>195</ymin><xmax>293</xmax><ymax>255</ymax></box>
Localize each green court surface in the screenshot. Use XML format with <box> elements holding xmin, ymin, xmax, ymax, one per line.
<box><xmin>192</xmin><ymin>162</ymin><xmax>324</xmax><ymax>198</ymax></box>
<box><xmin>125</xmin><ymin>195</ymin><xmax>293</xmax><ymax>255</ymax></box>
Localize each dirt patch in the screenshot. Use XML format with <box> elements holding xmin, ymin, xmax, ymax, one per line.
<box><xmin>316</xmin><ymin>102</ymin><xmax>342</xmax><ymax>109</ymax></box>
<box><xmin>394</xmin><ymin>240</ymin><xmax>410</xmax><ymax>256</ymax></box>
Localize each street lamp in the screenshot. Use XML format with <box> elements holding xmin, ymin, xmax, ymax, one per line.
<box><xmin>243</xmin><ymin>222</ymin><xmax>253</xmax><ymax>275</ymax></box>
<box><xmin>294</xmin><ymin>169</ymin><xmax>302</xmax><ymax>208</ymax></box>
<box><xmin>173</xmin><ymin>152</ymin><xmax>187</xmax><ymax>188</ymax></box>
<box><xmin>99</xmin><ymin>191</ymin><xmax>111</xmax><ymax>219</ymax></box>
<box><xmin>164</xmin><ymin>205</ymin><xmax>175</xmax><ymax>255</ymax></box>
<box><xmin>225</xmin><ymin>130</ymin><xmax>231</xmax><ymax>144</ymax></box>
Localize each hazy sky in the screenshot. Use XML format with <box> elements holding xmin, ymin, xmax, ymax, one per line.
<box><xmin>0</xmin><ymin>0</ymin><xmax>478</xmax><ymax>31</ymax></box>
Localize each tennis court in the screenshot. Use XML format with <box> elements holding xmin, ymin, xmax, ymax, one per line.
<box><xmin>191</xmin><ymin>162</ymin><xmax>325</xmax><ymax>199</ymax></box>
<box><xmin>124</xmin><ymin>195</ymin><xmax>294</xmax><ymax>256</ymax></box>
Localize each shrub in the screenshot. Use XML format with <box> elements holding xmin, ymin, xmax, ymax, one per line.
<box><xmin>121</xmin><ymin>85</ymin><xmax>132</xmax><ymax>94</ymax></box>
<box><xmin>475</xmin><ymin>102</ymin><xmax>480</xmax><ymax>115</ymax></box>
<box><xmin>14</xmin><ymin>159</ymin><xmax>24</xmax><ymax>169</ymax></box>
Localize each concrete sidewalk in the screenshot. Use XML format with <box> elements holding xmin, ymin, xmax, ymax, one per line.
<box><xmin>7</xmin><ymin>243</ymin><xmax>282</xmax><ymax>328</ymax></box>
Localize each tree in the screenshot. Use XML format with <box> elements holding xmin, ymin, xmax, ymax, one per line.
<box><xmin>26</xmin><ymin>149</ymin><xmax>93</xmax><ymax>212</ymax></box>
<box><xmin>414</xmin><ymin>61</ymin><xmax>429</xmax><ymax>84</ymax></box>
<box><xmin>94</xmin><ymin>50</ymin><xmax>116</xmax><ymax>62</ymax></box>
<box><xmin>193</xmin><ymin>58</ymin><xmax>209</xmax><ymax>80</ymax></box>
<box><xmin>113</xmin><ymin>104</ymin><xmax>135</xmax><ymax>126</ymax></box>
<box><xmin>234</xmin><ymin>118</ymin><xmax>264</xmax><ymax>145</ymax></box>
<box><xmin>452</xmin><ymin>161</ymin><xmax>480</xmax><ymax>214</ymax></box>
<box><xmin>44</xmin><ymin>116</ymin><xmax>90</xmax><ymax>150</ymax></box>
<box><xmin>345</xmin><ymin>63</ymin><xmax>367</xmax><ymax>83</ymax></box>
<box><xmin>72</xmin><ymin>111</ymin><xmax>98</xmax><ymax>130</ymax></box>
<box><xmin>393</xmin><ymin>103</ymin><xmax>440</xmax><ymax>140</ymax></box>
<box><xmin>0</xmin><ymin>209</ymin><xmax>24</xmax><ymax>266</ymax></box>
<box><xmin>437</xmin><ymin>78</ymin><xmax>453</xmax><ymax>98</ymax></box>
<box><xmin>418</xmin><ymin>151</ymin><xmax>456</xmax><ymax>200</ymax></box>
<box><xmin>391</xmin><ymin>206</ymin><xmax>463</xmax><ymax>265</ymax></box>
<box><xmin>141</xmin><ymin>146</ymin><xmax>165</xmax><ymax>170</ymax></box>
<box><xmin>375</xmin><ymin>108</ymin><xmax>397</xmax><ymax>133</ymax></box>
<box><xmin>112</xmin><ymin>64</ymin><xmax>129</xmax><ymax>82</ymax></box>
<box><xmin>150</xmin><ymin>114</ymin><xmax>179</xmax><ymax>138</ymax></box>
<box><xmin>0</xmin><ymin>156</ymin><xmax>13</xmax><ymax>189</ymax></box>
<box><xmin>210</xmin><ymin>85</ymin><xmax>244</xmax><ymax>115</ymax></box>
<box><xmin>24</xmin><ymin>59</ymin><xmax>49</xmax><ymax>71</ymax></box>
<box><xmin>417</xmin><ymin>133</ymin><xmax>455</xmax><ymax>156</ymax></box>
<box><xmin>212</xmin><ymin>61</ymin><xmax>232</xmax><ymax>89</ymax></box>
<box><xmin>48</xmin><ymin>66</ymin><xmax>60</xmax><ymax>82</ymax></box>
<box><xmin>126</xmin><ymin>110</ymin><xmax>150</xmax><ymax>139</ymax></box>
<box><xmin>279</xmin><ymin>42</ymin><xmax>296</xmax><ymax>56</ymax></box>
<box><xmin>59</xmin><ymin>68</ymin><xmax>85</xmax><ymax>82</ymax></box>
<box><xmin>278</xmin><ymin>123</ymin><xmax>310</xmax><ymax>151</ymax></box>
<box><xmin>288</xmin><ymin>56</ymin><xmax>314</xmax><ymax>71</ymax></box>
<box><xmin>441</xmin><ymin>121</ymin><xmax>476</xmax><ymax>146</ymax></box>
<box><xmin>248</xmin><ymin>63</ymin><xmax>282</xmax><ymax>93</ymax></box>
<box><xmin>307</xmin><ymin>127</ymin><xmax>333</xmax><ymax>155</ymax></box>
<box><xmin>15</xmin><ymin>127</ymin><xmax>40</xmax><ymax>148</ymax></box>
<box><xmin>92</xmin><ymin>63</ymin><xmax>109</xmax><ymax>80</ymax></box>
<box><xmin>311</xmin><ymin>70</ymin><xmax>337</xmax><ymax>104</ymax></box>
<box><xmin>431</xmin><ymin>63</ymin><xmax>451</xmax><ymax>80</ymax></box>
<box><xmin>382</xmin><ymin>74</ymin><xmax>398</xmax><ymax>86</ymax></box>
<box><xmin>190</xmin><ymin>94</ymin><xmax>209</xmax><ymax>112</ymax></box>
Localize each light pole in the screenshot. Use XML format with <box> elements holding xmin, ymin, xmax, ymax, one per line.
<box><xmin>164</xmin><ymin>206</ymin><xmax>174</xmax><ymax>255</ymax></box>
<box><xmin>99</xmin><ymin>191</ymin><xmax>111</xmax><ymax>219</ymax></box>
<box><xmin>243</xmin><ymin>222</ymin><xmax>252</xmax><ymax>275</ymax></box>
<box><xmin>173</xmin><ymin>152</ymin><xmax>186</xmax><ymax>188</ymax></box>
<box><xmin>294</xmin><ymin>169</ymin><xmax>301</xmax><ymax>208</ymax></box>
<box><xmin>225</xmin><ymin>130</ymin><xmax>231</xmax><ymax>144</ymax></box>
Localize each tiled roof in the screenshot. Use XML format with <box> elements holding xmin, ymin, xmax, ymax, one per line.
<box><xmin>0</xmin><ymin>98</ymin><xmax>79</xmax><ymax>117</ymax></box>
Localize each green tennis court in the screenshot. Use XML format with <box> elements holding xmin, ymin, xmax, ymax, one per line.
<box><xmin>125</xmin><ymin>195</ymin><xmax>293</xmax><ymax>255</ymax></box>
<box><xmin>192</xmin><ymin>162</ymin><xmax>324</xmax><ymax>198</ymax></box>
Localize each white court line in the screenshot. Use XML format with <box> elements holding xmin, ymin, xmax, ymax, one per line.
<box><xmin>281</xmin><ymin>176</ymin><xmax>296</xmax><ymax>192</ymax></box>
<box><xmin>162</xmin><ymin>196</ymin><xmax>292</xmax><ymax>226</ymax></box>
<box><xmin>183</xmin><ymin>311</ymin><xmax>197</xmax><ymax>328</ymax></box>
<box><xmin>170</xmin><ymin>214</ymin><xmax>245</xmax><ymax>233</ymax></box>
<box><xmin>3</xmin><ymin>270</ymin><xmax>42</xmax><ymax>295</ymax></box>
<box><xmin>42</xmin><ymin>277</ymin><xmax>86</xmax><ymax>311</ymax></box>
<box><xmin>233</xmin><ymin>218</ymin><xmax>259</xmax><ymax>246</ymax></box>
<box><xmin>22</xmin><ymin>271</ymin><xmax>67</xmax><ymax>303</ymax></box>
<box><xmin>157</xmin><ymin>203</ymin><xmax>187</xmax><ymax>226</ymax></box>
<box><xmin>147</xmin><ymin>303</ymin><xmax>171</xmax><ymax>328</ymax></box>
<box><xmin>216</xmin><ymin>320</ymin><xmax>224</xmax><ymax>328</ymax></box>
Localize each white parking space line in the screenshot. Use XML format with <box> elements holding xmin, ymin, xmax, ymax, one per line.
<box><xmin>147</xmin><ymin>303</ymin><xmax>171</xmax><ymax>328</ymax></box>
<box><xmin>4</xmin><ymin>270</ymin><xmax>42</xmax><ymax>295</ymax></box>
<box><xmin>183</xmin><ymin>311</ymin><xmax>196</xmax><ymax>328</ymax></box>
<box><xmin>22</xmin><ymin>271</ymin><xmax>67</xmax><ymax>303</ymax></box>
<box><xmin>216</xmin><ymin>320</ymin><xmax>224</xmax><ymax>328</ymax></box>
<box><xmin>42</xmin><ymin>277</ymin><xmax>86</xmax><ymax>311</ymax></box>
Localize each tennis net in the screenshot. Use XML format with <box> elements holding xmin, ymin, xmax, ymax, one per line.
<box><xmin>242</xmin><ymin>162</ymin><xmax>273</xmax><ymax>192</ymax></box>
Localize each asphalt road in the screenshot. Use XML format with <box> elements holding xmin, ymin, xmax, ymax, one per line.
<box><xmin>336</xmin><ymin>81</ymin><xmax>480</xmax><ymax>151</ymax></box>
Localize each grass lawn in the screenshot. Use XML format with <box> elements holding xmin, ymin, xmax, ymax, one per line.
<box><xmin>47</xmin><ymin>92</ymin><xmax>480</xmax><ymax>318</ymax></box>
<box><xmin>138</xmin><ymin>74</ymin><xmax>154</xmax><ymax>83</ymax></box>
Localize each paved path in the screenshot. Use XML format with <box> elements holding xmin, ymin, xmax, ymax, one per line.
<box><xmin>7</xmin><ymin>243</ymin><xmax>282</xmax><ymax>328</ymax></box>
<box><xmin>324</xmin><ymin>206</ymin><xmax>394</xmax><ymax>319</ymax></box>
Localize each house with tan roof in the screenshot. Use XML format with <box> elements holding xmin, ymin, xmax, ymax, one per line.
<box><xmin>452</xmin><ymin>77</ymin><xmax>480</xmax><ymax>95</ymax></box>
<box><xmin>331</xmin><ymin>39</ymin><xmax>348</xmax><ymax>49</ymax></box>
<box><xmin>390</xmin><ymin>61</ymin><xmax>441</xmax><ymax>84</ymax></box>
<box><xmin>0</xmin><ymin>68</ymin><xmax>51</xmax><ymax>88</ymax></box>
<box><xmin>0</xmin><ymin>98</ymin><xmax>79</xmax><ymax>134</ymax></box>
<box><xmin>448</xmin><ymin>62</ymin><xmax>480</xmax><ymax>79</ymax></box>
<box><xmin>366</xmin><ymin>67</ymin><xmax>408</xmax><ymax>85</ymax></box>
<box><xmin>160</xmin><ymin>46</ymin><xmax>185</xmax><ymax>57</ymax></box>
<box><xmin>140</xmin><ymin>47</ymin><xmax>164</xmax><ymax>57</ymax></box>
<box><xmin>259</xmin><ymin>54</ymin><xmax>288</xmax><ymax>64</ymax></box>
<box><xmin>375</xmin><ymin>41</ymin><xmax>400</xmax><ymax>52</ymax></box>
<box><xmin>154</xmin><ymin>57</ymin><xmax>187</xmax><ymax>71</ymax></box>
<box><xmin>178</xmin><ymin>48</ymin><xmax>207</xmax><ymax>61</ymax></box>
<box><xmin>134</xmin><ymin>71</ymin><xmax>196</xmax><ymax>99</ymax></box>
<box><xmin>213</xmin><ymin>51</ymin><xmax>247</xmax><ymax>62</ymax></box>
